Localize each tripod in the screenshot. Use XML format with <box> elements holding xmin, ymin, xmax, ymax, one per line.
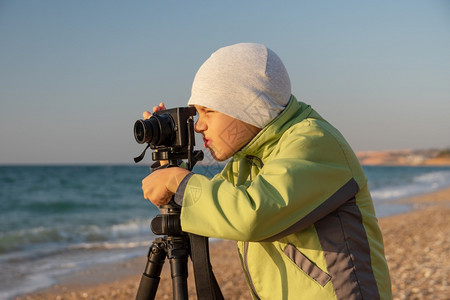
<box><xmin>135</xmin><ymin>203</ymin><xmax>223</xmax><ymax>300</ymax></box>
<box><xmin>135</xmin><ymin>154</ymin><xmax>224</xmax><ymax>300</ymax></box>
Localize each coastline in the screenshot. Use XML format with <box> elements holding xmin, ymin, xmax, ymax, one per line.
<box><xmin>15</xmin><ymin>188</ymin><xmax>450</xmax><ymax>300</ymax></box>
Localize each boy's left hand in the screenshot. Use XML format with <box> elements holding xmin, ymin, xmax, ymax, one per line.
<box><xmin>142</xmin><ymin>167</ymin><xmax>191</xmax><ymax>206</ymax></box>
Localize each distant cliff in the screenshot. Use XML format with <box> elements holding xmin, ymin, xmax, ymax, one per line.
<box><xmin>356</xmin><ymin>148</ymin><xmax>450</xmax><ymax>166</ymax></box>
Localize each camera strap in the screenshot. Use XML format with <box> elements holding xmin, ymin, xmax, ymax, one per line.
<box><xmin>189</xmin><ymin>233</ymin><xmax>224</xmax><ymax>300</ymax></box>
<box><xmin>134</xmin><ymin>144</ymin><xmax>151</xmax><ymax>163</ymax></box>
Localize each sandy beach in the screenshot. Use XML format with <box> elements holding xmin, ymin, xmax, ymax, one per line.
<box><xmin>16</xmin><ymin>188</ymin><xmax>450</xmax><ymax>300</ymax></box>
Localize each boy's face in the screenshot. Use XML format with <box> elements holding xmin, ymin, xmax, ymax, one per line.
<box><xmin>194</xmin><ymin>105</ymin><xmax>261</xmax><ymax>161</ymax></box>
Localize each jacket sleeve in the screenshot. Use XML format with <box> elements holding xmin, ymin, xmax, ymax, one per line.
<box><xmin>180</xmin><ymin>121</ymin><xmax>359</xmax><ymax>241</ymax></box>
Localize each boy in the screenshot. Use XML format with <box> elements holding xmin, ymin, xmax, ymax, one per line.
<box><xmin>141</xmin><ymin>43</ymin><xmax>392</xmax><ymax>299</ymax></box>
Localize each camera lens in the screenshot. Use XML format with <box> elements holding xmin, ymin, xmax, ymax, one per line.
<box><xmin>133</xmin><ymin>120</ymin><xmax>150</xmax><ymax>144</ymax></box>
<box><xmin>133</xmin><ymin>114</ymin><xmax>174</xmax><ymax>145</ymax></box>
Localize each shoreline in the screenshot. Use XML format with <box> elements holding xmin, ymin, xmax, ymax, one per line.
<box><xmin>15</xmin><ymin>188</ymin><xmax>450</xmax><ymax>300</ymax></box>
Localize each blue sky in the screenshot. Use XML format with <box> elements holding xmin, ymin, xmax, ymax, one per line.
<box><xmin>1</xmin><ymin>1</ymin><xmax>449</xmax><ymax>164</ymax></box>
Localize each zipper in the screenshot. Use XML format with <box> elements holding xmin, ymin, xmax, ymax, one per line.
<box><xmin>243</xmin><ymin>242</ymin><xmax>261</xmax><ymax>300</ymax></box>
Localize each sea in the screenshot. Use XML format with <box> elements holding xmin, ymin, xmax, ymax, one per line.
<box><xmin>1</xmin><ymin>164</ymin><xmax>450</xmax><ymax>299</ymax></box>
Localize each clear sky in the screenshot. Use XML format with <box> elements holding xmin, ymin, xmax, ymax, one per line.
<box><xmin>1</xmin><ymin>1</ymin><xmax>449</xmax><ymax>164</ymax></box>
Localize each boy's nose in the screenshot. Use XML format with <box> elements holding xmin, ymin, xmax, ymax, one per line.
<box><xmin>194</xmin><ymin>119</ymin><xmax>206</xmax><ymax>133</ymax></box>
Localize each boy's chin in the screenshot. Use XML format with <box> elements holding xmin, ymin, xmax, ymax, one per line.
<box><xmin>209</xmin><ymin>149</ymin><xmax>231</xmax><ymax>162</ymax></box>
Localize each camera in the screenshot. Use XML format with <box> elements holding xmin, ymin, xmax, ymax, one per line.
<box><xmin>133</xmin><ymin>106</ymin><xmax>202</xmax><ymax>164</ymax></box>
<box><xmin>134</xmin><ymin>106</ymin><xmax>196</xmax><ymax>147</ymax></box>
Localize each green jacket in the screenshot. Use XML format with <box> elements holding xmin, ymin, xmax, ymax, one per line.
<box><xmin>178</xmin><ymin>96</ymin><xmax>392</xmax><ymax>299</ymax></box>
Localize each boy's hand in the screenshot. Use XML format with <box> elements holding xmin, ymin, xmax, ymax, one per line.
<box><xmin>142</xmin><ymin>167</ymin><xmax>190</xmax><ymax>206</ymax></box>
<box><xmin>143</xmin><ymin>102</ymin><xmax>166</xmax><ymax>119</ymax></box>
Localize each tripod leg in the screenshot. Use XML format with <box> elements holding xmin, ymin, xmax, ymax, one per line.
<box><xmin>167</xmin><ymin>236</ymin><xmax>189</xmax><ymax>300</ymax></box>
<box><xmin>136</xmin><ymin>239</ymin><xmax>167</xmax><ymax>300</ymax></box>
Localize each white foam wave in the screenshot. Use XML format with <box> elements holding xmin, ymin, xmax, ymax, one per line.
<box><xmin>371</xmin><ymin>169</ymin><xmax>450</xmax><ymax>202</ymax></box>
<box><xmin>68</xmin><ymin>240</ymin><xmax>151</xmax><ymax>251</ymax></box>
<box><xmin>0</xmin><ymin>218</ymin><xmax>152</xmax><ymax>257</ymax></box>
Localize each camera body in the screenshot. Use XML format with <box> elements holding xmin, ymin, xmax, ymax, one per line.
<box><xmin>134</xmin><ymin>106</ymin><xmax>198</xmax><ymax>162</ymax></box>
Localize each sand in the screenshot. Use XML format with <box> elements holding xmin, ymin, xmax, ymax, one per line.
<box><xmin>16</xmin><ymin>188</ymin><xmax>450</xmax><ymax>300</ymax></box>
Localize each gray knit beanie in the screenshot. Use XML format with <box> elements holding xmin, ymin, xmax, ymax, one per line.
<box><xmin>188</xmin><ymin>43</ymin><xmax>291</xmax><ymax>128</ymax></box>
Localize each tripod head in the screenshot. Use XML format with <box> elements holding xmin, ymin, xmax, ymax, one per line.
<box><xmin>149</xmin><ymin>147</ymin><xmax>202</xmax><ymax>238</ymax></box>
<box><xmin>151</xmin><ymin>203</ymin><xmax>183</xmax><ymax>237</ymax></box>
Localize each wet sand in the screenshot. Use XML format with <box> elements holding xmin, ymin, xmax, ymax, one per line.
<box><xmin>16</xmin><ymin>188</ymin><xmax>450</xmax><ymax>299</ymax></box>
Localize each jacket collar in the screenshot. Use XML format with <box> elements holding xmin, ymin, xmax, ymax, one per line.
<box><xmin>233</xmin><ymin>95</ymin><xmax>313</xmax><ymax>160</ymax></box>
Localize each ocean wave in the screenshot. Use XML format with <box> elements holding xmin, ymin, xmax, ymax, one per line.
<box><xmin>0</xmin><ymin>240</ymin><xmax>149</xmax><ymax>300</ymax></box>
<box><xmin>67</xmin><ymin>240</ymin><xmax>151</xmax><ymax>251</ymax></box>
<box><xmin>0</xmin><ymin>218</ymin><xmax>152</xmax><ymax>254</ymax></box>
<box><xmin>413</xmin><ymin>170</ymin><xmax>450</xmax><ymax>186</ymax></box>
<box><xmin>370</xmin><ymin>169</ymin><xmax>450</xmax><ymax>202</ymax></box>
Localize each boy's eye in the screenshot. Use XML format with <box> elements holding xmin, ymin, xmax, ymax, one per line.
<box><xmin>204</xmin><ymin>109</ymin><xmax>217</xmax><ymax>114</ymax></box>
<box><xmin>195</xmin><ymin>106</ymin><xmax>216</xmax><ymax>115</ymax></box>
